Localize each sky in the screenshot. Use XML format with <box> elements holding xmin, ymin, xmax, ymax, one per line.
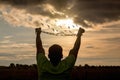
<box><xmin>0</xmin><ymin>0</ymin><xmax>120</xmax><ymax>66</ymax></box>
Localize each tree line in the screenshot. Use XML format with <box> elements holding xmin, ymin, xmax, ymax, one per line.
<box><xmin>0</xmin><ymin>63</ymin><xmax>120</xmax><ymax>80</ymax></box>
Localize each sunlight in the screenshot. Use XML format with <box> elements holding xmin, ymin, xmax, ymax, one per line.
<box><xmin>55</xmin><ymin>19</ymin><xmax>82</xmax><ymax>29</ymax></box>
<box><xmin>56</xmin><ymin>19</ymin><xmax>73</xmax><ymax>26</ymax></box>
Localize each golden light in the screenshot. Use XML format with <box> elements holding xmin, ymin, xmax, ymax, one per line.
<box><xmin>56</xmin><ymin>19</ymin><xmax>73</xmax><ymax>26</ymax></box>
<box><xmin>55</xmin><ymin>19</ymin><xmax>82</xmax><ymax>29</ymax></box>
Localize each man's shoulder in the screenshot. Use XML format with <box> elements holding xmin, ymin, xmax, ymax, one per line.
<box><xmin>63</xmin><ymin>54</ymin><xmax>76</xmax><ymax>61</ymax></box>
<box><xmin>60</xmin><ymin>54</ymin><xmax>76</xmax><ymax>67</ymax></box>
<box><xmin>37</xmin><ymin>53</ymin><xmax>48</xmax><ymax>61</ymax></box>
<box><xmin>37</xmin><ymin>53</ymin><xmax>45</xmax><ymax>58</ymax></box>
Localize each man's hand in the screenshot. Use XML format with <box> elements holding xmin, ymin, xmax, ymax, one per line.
<box><xmin>77</xmin><ymin>28</ymin><xmax>85</xmax><ymax>37</ymax></box>
<box><xmin>35</xmin><ymin>28</ymin><xmax>42</xmax><ymax>35</ymax></box>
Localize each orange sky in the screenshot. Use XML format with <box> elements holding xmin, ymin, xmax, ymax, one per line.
<box><xmin>0</xmin><ymin>19</ymin><xmax>120</xmax><ymax>66</ymax></box>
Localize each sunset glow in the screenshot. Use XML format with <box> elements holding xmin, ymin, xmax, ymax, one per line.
<box><xmin>56</xmin><ymin>19</ymin><xmax>82</xmax><ymax>29</ymax></box>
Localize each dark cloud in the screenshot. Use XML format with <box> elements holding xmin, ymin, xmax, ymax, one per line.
<box><xmin>0</xmin><ymin>0</ymin><xmax>120</xmax><ymax>28</ymax></box>
<box><xmin>0</xmin><ymin>0</ymin><xmax>46</xmax><ymax>5</ymax></box>
<box><xmin>26</xmin><ymin>5</ymin><xmax>65</xmax><ymax>19</ymax></box>
<box><xmin>0</xmin><ymin>0</ymin><xmax>66</xmax><ymax>19</ymax></box>
<box><xmin>68</xmin><ymin>0</ymin><xmax>120</xmax><ymax>27</ymax></box>
<box><xmin>25</xmin><ymin>6</ymin><xmax>56</xmax><ymax>17</ymax></box>
<box><xmin>47</xmin><ymin>0</ymin><xmax>70</xmax><ymax>11</ymax></box>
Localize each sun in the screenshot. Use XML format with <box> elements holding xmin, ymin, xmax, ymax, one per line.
<box><xmin>55</xmin><ymin>19</ymin><xmax>82</xmax><ymax>29</ymax></box>
<box><xmin>56</xmin><ymin>19</ymin><xmax>73</xmax><ymax>26</ymax></box>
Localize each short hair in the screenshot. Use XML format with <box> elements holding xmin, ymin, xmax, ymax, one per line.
<box><xmin>48</xmin><ymin>44</ymin><xmax>63</xmax><ymax>66</ymax></box>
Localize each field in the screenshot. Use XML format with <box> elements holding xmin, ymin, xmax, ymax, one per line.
<box><xmin>0</xmin><ymin>64</ymin><xmax>120</xmax><ymax>80</ymax></box>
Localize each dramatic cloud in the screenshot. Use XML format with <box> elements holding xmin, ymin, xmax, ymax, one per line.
<box><xmin>0</xmin><ymin>0</ymin><xmax>46</xmax><ymax>5</ymax></box>
<box><xmin>70</xmin><ymin>0</ymin><xmax>120</xmax><ymax>25</ymax></box>
<box><xmin>0</xmin><ymin>0</ymin><xmax>65</xmax><ymax>18</ymax></box>
<box><xmin>0</xmin><ymin>0</ymin><xmax>120</xmax><ymax>29</ymax></box>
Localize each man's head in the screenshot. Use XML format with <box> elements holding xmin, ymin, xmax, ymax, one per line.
<box><xmin>48</xmin><ymin>44</ymin><xmax>63</xmax><ymax>66</ymax></box>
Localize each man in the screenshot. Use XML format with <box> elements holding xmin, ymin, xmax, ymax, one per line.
<box><xmin>35</xmin><ymin>27</ymin><xmax>85</xmax><ymax>80</ymax></box>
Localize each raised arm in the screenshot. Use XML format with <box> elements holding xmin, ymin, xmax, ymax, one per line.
<box><xmin>69</xmin><ymin>28</ymin><xmax>85</xmax><ymax>58</ymax></box>
<box><xmin>35</xmin><ymin>28</ymin><xmax>45</xmax><ymax>55</ymax></box>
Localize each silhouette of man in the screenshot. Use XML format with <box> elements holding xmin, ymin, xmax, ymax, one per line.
<box><xmin>35</xmin><ymin>28</ymin><xmax>85</xmax><ymax>80</ymax></box>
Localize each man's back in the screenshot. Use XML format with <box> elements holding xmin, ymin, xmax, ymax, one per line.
<box><xmin>37</xmin><ymin>53</ymin><xmax>76</xmax><ymax>80</ymax></box>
